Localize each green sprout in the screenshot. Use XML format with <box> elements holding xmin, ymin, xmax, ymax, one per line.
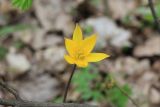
<box><xmin>73</xmin><ymin>65</ymin><xmax>132</xmax><ymax>107</ymax></box>
<box><xmin>11</xmin><ymin>0</ymin><xmax>33</xmax><ymax>10</ymax></box>
<box><xmin>107</xmin><ymin>85</ymin><xmax>132</xmax><ymax>107</ymax></box>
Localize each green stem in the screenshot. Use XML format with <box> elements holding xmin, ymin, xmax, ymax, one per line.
<box><xmin>115</xmin><ymin>84</ymin><xmax>140</xmax><ymax>107</ymax></box>
<box><xmin>63</xmin><ymin>64</ymin><xmax>77</xmax><ymax>103</ymax></box>
<box><xmin>148</xmin><ymin>0</ymin><xmax>160</xmax><ymax>33</ymax></box>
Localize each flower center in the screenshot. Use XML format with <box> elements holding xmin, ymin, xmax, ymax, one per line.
<box><xmin>75</xmin><ymin>51</ymin><xmax>85</xmax><ymax>60</ymax></box>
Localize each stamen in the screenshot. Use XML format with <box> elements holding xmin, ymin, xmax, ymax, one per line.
<box><xmin>75</xmin><ymin>50</ymin><xmax>85</xmax><ymax>60</ymax></box>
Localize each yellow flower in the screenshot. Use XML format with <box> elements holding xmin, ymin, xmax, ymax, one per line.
<box><xmin>64</xmin><ymin>24</ymin><xmax>110</xmax><ymax>67</ymax></box>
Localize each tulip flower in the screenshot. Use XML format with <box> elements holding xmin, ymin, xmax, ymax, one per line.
<box><xmin>64</xmin><ymin>24</ymin><xmax>109</xmax><ymax>67</ymax></box>
<box><xmin>63</xmin><ymin>24</ymin><xmax>110</xmax><ymax>103</ymax></box>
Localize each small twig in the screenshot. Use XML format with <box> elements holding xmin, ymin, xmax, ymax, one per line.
<box><xmin>115</xmin><ymin>84</ymin><xmax>140</xmax><ymax>107</ymax></box>
<box><xmin>0</xmin><ymin>79</ymin><xmax>96</xmax><ymax>107</ymax></box>
<box><xmin>63</xmin><ymin>64</ymin><xmax>77</xmax><ymax>103</ymax></box>
<box><xmin>0</xmin><ymin>98</ymin><xmax>96</xmax><ymax>107</ymax></box>
<box><xmin>0</xmin><ymin>80</ymin><xmax>22</xmax><ymax>100</ymax></box>
<box><xmin>148</xmin><ymin>0</ymin><xmax>160</xmax><ymax>33</ymax></box>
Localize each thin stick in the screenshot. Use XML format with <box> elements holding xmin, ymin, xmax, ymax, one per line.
<box><xmin>0</xmin><ymin>98</ymin><xmax>96</xmax><ymax>107</ymax></box>
<box><xmin>63</xmin><ymin>64</ymin><xmax>77</xmax><ymax>103</ymax></box>
<box><xmin>148</xmin><ymin>0</ymin><xmax>160</xmax><ymax>33</ymax></box>
<box><xmin>115</xmin><ymin>84</ymin><xmax>140</xmax><ymax>107</ymax></box>
<box><xmin>0</xmin><ymin>80</ymin><xmax>22</xmax><ymax>100</ymax></box>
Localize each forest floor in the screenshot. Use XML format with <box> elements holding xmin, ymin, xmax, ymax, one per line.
<box><xmin>0</xmin><ymin>0</ymin><xmax>160</xmax><ymax>107</ymax></box>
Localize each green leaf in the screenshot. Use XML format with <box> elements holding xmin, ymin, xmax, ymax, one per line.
<box><xmin>136</xmin><ymin>4</ymin><xmax>160</xmax><ymax>22</ymax></box>
<box><xmin>52</xmin><ymin>96</ymin><xmax>63</xmax><ymax>103</ymax></box>
<box><xmin>107</xmin><ymin>85</ymin><xmax>132</xmax><ymax>107</ymax></box>
<box><xmin>11</xmin><ymin>0</ymin><xmax>33</xmax><ymax>10</ymax></box>
<box><xmin>84</xmin><ymin>25</ymin><xmax>94</xmax><ymax>35</ymax></box>
<box><xmin>72</xmin><ymin>65</ymin><xmax>100</xmax><ymax>101</ymax></box>
<box><xmin>0</xmin><ymin>46</ymin><xmax>8</xmax><ymax>60</ymax></box>
<box><xmin>92</xmin><ymin>90</ymin><xmax>104</xmax><ymax>101</ymax></box>
<box><xmin>13</xmin><ymin>40</ymin><xmax>25</xmax><ymax>49</ymax></box>
<box><xmin>0</xmin><ymin>24</ymin><xmax>31</xmax><ymax>37</ymax></box>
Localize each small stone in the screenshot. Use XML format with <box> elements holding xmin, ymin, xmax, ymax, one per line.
<box><xmin>0</xmin><ymin>62</ymin><xmax>6</xmax><ymax>76</ymax></box>
<box><xmin>54</xmin><ymin>13</ymin><xmax>74</xmax><ymax>36</ymax></box>
<box><xmin>12</xmin><ymin>74</ymin><xmax>60</xmax><ymax>101</ymax></box>
<box><xmin>43</xmin><ymin>46</ymin><xmax>66</xmax><ymax>71</ymax></box>
<box><xmin>0</xmin><ymin>89</ymin><xmax>3</xmax><ymax>98</ymax></box>
<box><xmin>34</xmin><ymin>0</ymin><xmax>62</xmax><ymax>30</ymax></box>
<box><xmin>68</xmin><ymin>91</ymin><xmax>80</xmax><ymax>101</ymax></box>
<box><xmin>115</xmin><ymin>57</ymin><xmax>150</xmax><ymax>75</ymax></box>
<box><xmin>150</xmin><ymin>88</ymin><xmax>160</xmax><ymax>104</ymax></box>
<box><xmin>43</xmin><ymin>34</ymin><xmax>63</xmax><ymax>47</ymax></box>
<box><xmin>6</xmin><ymin>51</ymin><xmax>31</xmax><ymax>72</ymax></box>
<box><xmin>34</xmin><ymin>0</ymin><xmax>74</xmax><ymax>35</ymax></box>
<box><xmin>13</xmin><ymin>19</ymin><xmax>39</xmax><ymax>44</ymax></box>
<box><xmin>108</xmin><ymin>0</ymin><xmax>137</xmax><ymax>19</ymax></box>
<box><xmin>13</xmin><ymin>29</ymin><xmax>33</xmax><ymax>44</ymax></box>
<box><xmin>152</xmin><ymin>60</ymin><xmax>160</xmax><ymax>72</ymax></box>
<box><xmin>110</xmin><ymin>28</ymin><xmax>131</xmax><ymax>47</ymax></box>
<box><xmin>31</xmin><ymin>28</ymin><xmax>46</xmax><ymax>50</ymax></box>
<box><xmin>86</xmin><ymin>17</ymin><xmax>117</xmax><ymax>39</ymax></box>
<box><xmin>32</xmin><ymin>46</ymin><xmax>66</xmax><ymax>75</ymax></box>
<box><xmin>134</xmin><ymin>36</ymin><xmax>160</xmax><ymax>57</ymax></box>
<box><xmin>85</xmin><ymin>17</ymin><xmax>132</xmax><ymax>48</ymax></box>
<box><xmin>13</xmin><ymin>28</ymin><xmax>47</xmax><ymax>50</ymax></box>
<box><xmin>140</xmin><ymin>71</ymin><xmax>156</xmax><ymax>82</ymax></box>
<box><xmin>20</xmin><ymin>28</ymin><xmax>63</xmax><ymax>50</ymax></box>
<box><xmin>137</xmin><ymin>71</ymin><xmax>157</xmax><ymax>96</ymax></box>
<box><xmin>0</xmin><ymin>0</ymin><xmax>13</xmax><ymax>13</ymax></box>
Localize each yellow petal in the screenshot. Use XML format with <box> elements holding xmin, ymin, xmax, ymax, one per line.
<box><xmin>86</xmin><ymin>53</ymin><xmax>110</xmax><ymax>62</ymax></box>
<box><xmin>83</xmin><ymin>34</ymin><xmax>97</xmax><ymax>55</ymax></box>
<box><xmin>75</xmin><ymin>60</ymin><xmax>88</xmax><ymax>67</ymax></box>
<box><xmin>64</xmin><ymin>55</ymin><xmax>75</xmax><ymax>64</ymax></box>
<box><xmin>65</xmin><ymin>38</ymin><xmax>76</xmax><ymax>56</ymax></box>
<box><xmin>73</xmin><ymin>24</ymin><xmax>83</xmax><ymax>41</ymax></box>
